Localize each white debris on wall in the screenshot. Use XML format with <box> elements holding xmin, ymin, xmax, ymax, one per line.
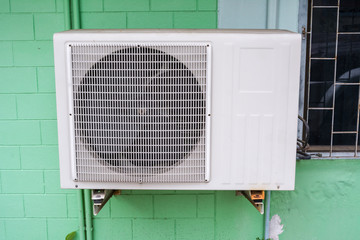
<box><xmin>269</xmin><ymin>214</ymin><xmax>284</xmax><ymax>240</ymax></box>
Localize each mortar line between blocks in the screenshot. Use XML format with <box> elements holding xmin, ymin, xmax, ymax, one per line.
<box><xmin>35</xmin><ymin>67</ymin><xmax>39</xmax><ymax>92</ymax></box>
<box><xmin>174</xmin><ymin>218</ymin><xmax>177</xmax><ymax>240</ymax></box>
<box><xmin>32</xmin><ymin>13</ymin><xmax>36</xmax><ymax>40</ymax></box>
<box><xmin>39</xmin><ymin>120</ymin><xmax>43</xmax><ymax>144</ymax></box>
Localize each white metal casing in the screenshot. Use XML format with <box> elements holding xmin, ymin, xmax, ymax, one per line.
<box><xmin>54</xmin><ymin>29</ymin><xmax>301</xmax><ymax>190</ymax></box>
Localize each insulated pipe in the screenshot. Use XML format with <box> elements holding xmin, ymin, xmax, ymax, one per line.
<box><xmin>84</xmin><ymin>190</ymin><xmax>93</xmax><ymax>240</ymax></box>
<box><xmin>264</xmin><ymin>190</ymin><xmax>271</xmax><ymax>239</ymax></box>
<box><xmin>77</xmin><ymin>190</ymin><xmax>86</xmax><ymax>240</ymax></box>
<box><xmin>72</xmin><ymin>0</ymin><xmax>81</xmax><ymax>29</ymax></box>
<box><xmin>64</xmin><ymin>0</ymin><xmax>71</xmax><ymax>29</ymax></box>
<box><xmin>64</xmin><ymin>1</ymin><xmax>86</xmax><ymax>240</ymax></box>
<box><xmin>71</xmin><ymin>2</ymin><xmax>92</xmax><ymax>237</ymax></box>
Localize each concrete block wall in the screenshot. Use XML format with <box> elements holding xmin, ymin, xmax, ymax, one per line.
<box><xmin>0</xmin><ymin>0</ymin><xmax>75</xmax><ymax>239</ymax></box>
<box><xmin>92</xmin><ymin>190</ymin><xmax>264</xmax><ymax>240</ymax></box>
<box><xmin>3</xmin><ymin>0</ymin><xmax>360</xmax><ymax>239</ymax></box>
<box><xmin>0</xmin><ymin>0</ymin><xmax>264</xmax><ymax>239</ymax></box>
<box><xmin>79</xmin><ymin>0</ymin><xmax>217</xmax><ymax>29</ymax></box>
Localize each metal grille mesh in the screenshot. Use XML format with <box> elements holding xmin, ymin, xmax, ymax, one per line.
<box><xmin>70</xmin><ymin>43</ymin><xmax>208</xmax><ymax>183</ymax></box>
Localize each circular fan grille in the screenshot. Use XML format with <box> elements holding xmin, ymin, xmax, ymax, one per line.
<box><xmin>75</xmin><ymin>47</ymin><xmax>206</xmax><ymax>169</ymax></box>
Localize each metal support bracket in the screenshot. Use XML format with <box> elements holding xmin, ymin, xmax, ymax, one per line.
<box><xmin>91</xmin><ymin>189</ymin><xmax>121</xmax><ymax>215</ymax></box>
<box><xmin>236</xmin><ymin>190</ymin><xmax>265</xmax><ymax>214</ymax></box>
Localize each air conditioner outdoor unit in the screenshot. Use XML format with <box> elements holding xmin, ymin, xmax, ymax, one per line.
<box><xmin>54</xmin><ymin>29</ymin><xmax>301</xmax><ymax>191</ymax></box>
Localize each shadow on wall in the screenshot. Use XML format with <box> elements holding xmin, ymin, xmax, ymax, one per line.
<box><xmin>91</xmin><ymin>190</ymin><xmax>264</xmax><ymax>239</ymax></box>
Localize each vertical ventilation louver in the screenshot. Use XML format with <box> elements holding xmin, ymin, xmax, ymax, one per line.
<box><xmin>69</xmin><ymin>43</ymin><xmax>210</xmax><ymax>183</ymax></box>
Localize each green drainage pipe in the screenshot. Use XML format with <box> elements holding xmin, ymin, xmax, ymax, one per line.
<box><xmin>64</xmin><ymin>0</ymin><xmax>71</xmax><ymax>29</ymax></box>
<box><xmin>72</xmin><ymin>0</ymin><xmax>81</xmax><ymax>29</ymax></box>
<box><xmin>64</xmin><ymin>0</ymin><xmax>86</xmax><ymax>239</ymax></box>
<box><xmin>77</xmin><ymin>190</ymin><xmax>86</xmax><ymax>240</ymax></box>
<box><xmin>71</xmin><ymin>1</ymin><xmax>93</xmax><ymax>237</ymax></box>
<box><xmin>84</xmin><ymin>189</ymin><xmax>93</xmax><ymax>240</ymax></box>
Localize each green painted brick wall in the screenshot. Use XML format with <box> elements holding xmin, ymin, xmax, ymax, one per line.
<box><xmin>79</xmin><ymin>0</ymin><xmax>217</xmax><ymax>29</ymax></box>
<box><xmin>0</xmin><ymin>0</ymin><xmax>224</xmax><ymax>240</ymax></box>
<box><xmin>271</xmin><ymin>160</ymin><xmax>360</xmax><ymax>239</ymax></box>
<box><xmin>1</xmin><ymin>0</ymin><xmax>360</xmax><ymax>240</ymax></box>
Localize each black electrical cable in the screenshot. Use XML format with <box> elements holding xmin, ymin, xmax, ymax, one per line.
<box><xmin>297</xmin><ymin>115</ymin><xmax>311</xmax><ymax>159</ymax></box>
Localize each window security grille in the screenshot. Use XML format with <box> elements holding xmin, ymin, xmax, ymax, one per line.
<box><xmin>68</xmin><ymin>43</ymin><xmax>210</xmax><ymax>183</ymax></box>
<box><xmin>306</xmin><ymin>0</ymin><xmax>360</xmax><ymax>157</ymax></box>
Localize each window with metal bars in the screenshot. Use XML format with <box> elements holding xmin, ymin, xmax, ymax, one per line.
<box><xmin>305</xmin><ymin>0</ymin><xmax>360</xmax><ymax>157</ymax></box>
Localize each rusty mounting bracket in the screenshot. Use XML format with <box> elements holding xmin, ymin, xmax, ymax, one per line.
<box><xmin>91</xmin><ymin>189</ymin><xmax>121</xmax><ymax>215</ymax></box>
<box><xmin>236</xmin><ymin>190</ymin><xmax>265</xmax><ymax>214</ymax></box>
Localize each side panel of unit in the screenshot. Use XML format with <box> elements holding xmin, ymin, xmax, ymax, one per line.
<box><xmin>211</xmin><ymin>35</ymin><xmax>301</xmax><ymax>190</ymax></box>
<box><xmin>54</xmin><ymin>38</ymin><xmax>74</xmax><ymax>187</ymax></box>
